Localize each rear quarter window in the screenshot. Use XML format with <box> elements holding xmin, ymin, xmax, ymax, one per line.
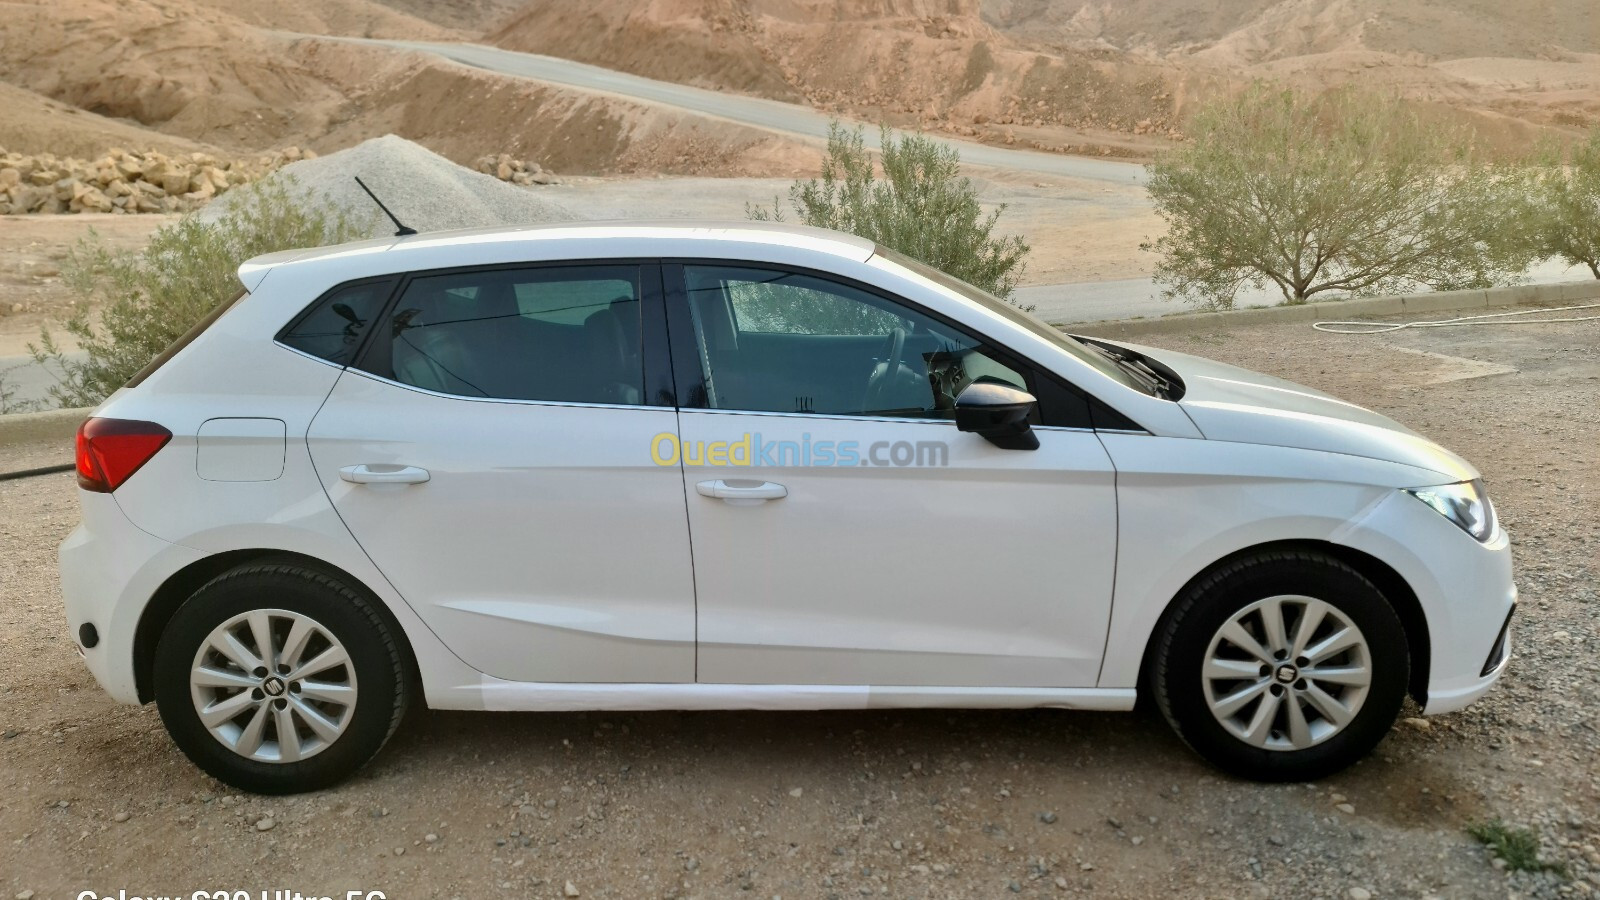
<box><xmin>276</xmin><ymin>279</ymin><xmax>396</xmax><ymax>366</ymax></box>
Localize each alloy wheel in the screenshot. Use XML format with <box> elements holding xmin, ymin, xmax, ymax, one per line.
<box><xmin>1200</xmin><ymin>594</ymin><xmax>1373</xmax><ymax>751</ymax></box>
<box><xmin>188</xmin><ymin>608</ymin><xmax>359</xmax><ymax>763</ymax></box>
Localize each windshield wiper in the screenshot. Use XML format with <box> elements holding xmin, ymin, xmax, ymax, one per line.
<box><xmin>1085</xmin><ymin>342</ymin><xmax>1170</xmax><ymax>398</ymax></box>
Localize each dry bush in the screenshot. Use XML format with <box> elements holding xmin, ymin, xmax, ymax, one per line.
<box><xmin>32</xmin><ymin>175</ymin><xmax>365</xmax><ymax>407</ymax></box>
<box><xmin>750</xmin><ymin>122</ymin><xmax>1031</xmax><ymax>305</ymax></box>
<box><xmin>1144</xmin><ymin>85</ymin><xmax>1534</xmax><ymax>309</ymax></box>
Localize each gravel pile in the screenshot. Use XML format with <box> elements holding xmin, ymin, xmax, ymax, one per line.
<box><xmin>200</xmin><ymin>134</ymin><xmax>575</xmax><ymax>237</ymax></box>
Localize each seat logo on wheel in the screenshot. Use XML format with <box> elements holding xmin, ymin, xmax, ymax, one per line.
<box><xmin>1274</xmin><ymin>664</ymin><xmax>1298</xmax><ymax>685</ymax></box>
<box><xmin>262</xmin><ymin>676</ymin><xmax>286</xmax><ymax>697</ymax></box>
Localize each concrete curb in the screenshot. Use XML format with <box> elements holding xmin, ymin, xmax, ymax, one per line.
<box><xmin>0</xmin><ymin>407</ymin><xmax>91</xmax><ymax>449</ymax></box>
<box><xmin>1065</xmin><ymin>280</ymin><xmax>1600</xmax><ymax>340</ymax></box>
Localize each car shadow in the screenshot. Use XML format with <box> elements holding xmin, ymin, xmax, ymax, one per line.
<box><xmin>376</xmin><ymin>703</ymin><xmax>1204</xmax><ymax>783</ymax></box>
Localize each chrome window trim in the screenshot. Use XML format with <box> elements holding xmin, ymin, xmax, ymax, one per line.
<box><xmin>338</xmin><ymin>366</ymin><xmax>667</xmax><ymax>414</ymax></box>
<box><xmin>675</xmin><ymin>406</ymin><xmax>1138</xmax><ymax>434</ymax></box>
<box><xmin>679</xmin><ymin>406</ymin><xmax>953</xmax><ymax>426</ymax></box>
<box><xmin>274</xmin><ymin>341</ymin><xmax>351</xmax><ymax>370</ymax></box>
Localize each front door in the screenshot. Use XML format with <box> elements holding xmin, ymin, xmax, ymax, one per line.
<box><xmin>306</xmin><ymin>262</ymin><xmax>696</xmax><ymax>683</ymax></box>
<box><xmin>666</xmin><ymin>263</ymin><xmax>1118</xmax><ymax>687</ymax></box>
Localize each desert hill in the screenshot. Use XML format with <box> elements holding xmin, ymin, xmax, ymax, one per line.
<box><xmin>0</xmin><ymin>0</ymin><xmax>357</xmax><ymax>152</ymax></box>
<box><xmin>0</xmin><ymin>82</ymin><xmax>220</xmax><ymax>158</ymax></box>
<box><xmin>367</xmin><ymin>0</ymin><xmax>525</xmax><ymax>32</ymax></box>
<box><xmin>0</xmin><ymin>0</ymin><xmax>1595</xmax><ymax>185</ymax></box>
<box><xmin>490</xmin><ymin>0</ymin><xmax>1187</xmax><ymax>155</ymax></box>
<box><xmin>982</xmin><ymin>0</ymin><xmax>1599</xmax><ymax>62</ymax></box>
<box><xmin>490</xmin><ymin>0</ymin><xmax>1598</xmax><ymax>155</ymax></box>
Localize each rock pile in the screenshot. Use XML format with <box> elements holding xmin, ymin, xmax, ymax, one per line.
<box><xmin>0</xmin><ymin>146</ymin><xmax>313</xmax><ymax>216</ymax></box>
<box><xmin>473</xmin><ymin>153</ymin><xmax>559</xmax><ymax>186</ymax></box>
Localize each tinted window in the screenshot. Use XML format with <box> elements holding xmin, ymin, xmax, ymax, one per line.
<box><xmin>871</xmin><ymin>246</ymin><xmax>1154</xmax><ymax>395</ymax></box>
<box><xmin>684</xmin><ymin>265</ymin><xmax>1026</xmax><ymax>418</ymax></box>
<box><xmin>383</xmin><ymin>265</ymin><xmax>643</xmax><ymax>404</ymax></box>
<box><xmin>278</xmin><ymin>281</ymin><xmax>391</xmax><ymax>366</ymax></box>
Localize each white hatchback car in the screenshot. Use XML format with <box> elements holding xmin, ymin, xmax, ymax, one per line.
<box><xmin>61</xmin><ymin>222</ymin><xmax>1514</xmax><ymax>794</ymax></box>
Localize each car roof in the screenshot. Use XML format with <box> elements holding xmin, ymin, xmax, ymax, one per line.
<box><xmin>237</xmin><ymin>220</ymin><xmax>878</xmax><ymax>290</ymax></box>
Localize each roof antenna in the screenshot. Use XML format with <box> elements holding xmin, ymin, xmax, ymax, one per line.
<box><xmin>353</xmin><ymin>176</ymin><xmax>417</xmax><ymax>236</ymax></box>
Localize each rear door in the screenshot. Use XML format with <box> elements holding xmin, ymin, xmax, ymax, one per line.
<box><xmin>304</xmin><ymin>262</ymin><xmax>696</xmax><ymax>683</ymax></box>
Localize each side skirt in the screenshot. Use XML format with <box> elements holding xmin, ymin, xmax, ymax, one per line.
<box><xmin>427</xmin><ymin>679</ymin><xmax>1138</xmax><ymax>713</ymax></box>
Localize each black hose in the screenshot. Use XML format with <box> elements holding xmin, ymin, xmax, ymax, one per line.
<box><xmin>0</xmin><ymin>462</ymin><xmax>74</xmax><ymax>482</ymax></box>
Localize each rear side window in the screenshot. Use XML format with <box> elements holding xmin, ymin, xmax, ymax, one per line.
<box><xmin>373</xmin><ymin>265</ymin><xmax>644</xmax><ymax>405</ymax></box>
<box><xmin>277</xmin><ymin>280</ymin><xmax>394</xmax><ymax>366</ymax></box>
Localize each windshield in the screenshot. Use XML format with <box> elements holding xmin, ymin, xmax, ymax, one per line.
<box><xmin>868</xmin><ymin>247</ymin><xmax>1151</xmax><ymax>393</ymax></box>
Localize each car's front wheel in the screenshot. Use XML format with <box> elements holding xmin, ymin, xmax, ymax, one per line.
<box><xmin>153</xmin><ymin>562</ymin><xmax>409</xmax><ymax>794</ymax></box>
<box><xmin>1151</xmin><ymin>550</ymin><xmax>1410</xmax><ymax>781</ymax></box>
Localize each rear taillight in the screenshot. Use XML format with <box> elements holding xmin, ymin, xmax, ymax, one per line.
<box><xmin>75</xmin><ymin>418</ymin><xmax>172</xmax><ymax>493</ymax></box>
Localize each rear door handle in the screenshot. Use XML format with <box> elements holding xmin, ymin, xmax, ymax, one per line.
<box><xmin>695</xmin><ymin>479</ymin><xmax>787</xmax><ymax>501</ymax></box>
<box><xmin>339</xmin><ymin>464</ymin><xmax>430</xmax><ymax>485</ymax></box>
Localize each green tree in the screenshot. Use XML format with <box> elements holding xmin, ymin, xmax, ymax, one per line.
<box><xmin>1143</xmin><ymin>85</ymin><xmax>1533</xmax><ymax>309</ymax></box>
<box><xmin>750</xmin><ymin>122</ymin><xmax>1030</xmax><ymax>303</ymax></box>
<box><xmin>32</xmin><ymin>175</ymin><xmax>365</xmax><ymax>407</ymax></box>
<box><xmin>1524</xmin><ymin>126</ymin><xmax>1600</xmax><ymax>279</ymax></box>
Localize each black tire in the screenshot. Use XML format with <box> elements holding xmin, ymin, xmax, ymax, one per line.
<box><xmin>1150</xmin><ymin>550</ymin><xmax>1409</xmax><ymax>782</ymax></box>
<box><xmin>153</xmin><ymin>562</ymin><xmax>410</xmax><ymax>794</ymax></box>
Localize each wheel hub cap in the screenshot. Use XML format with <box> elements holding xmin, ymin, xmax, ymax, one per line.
<box><xmin>189</xmin><ymin>609</ymin><xmax>358</xmax><ymax>764</ymax></box>
<box><xmin>1201</xmin><ymin>594</ymin><xmax>1373</xmax><ymax>752</ymax></box>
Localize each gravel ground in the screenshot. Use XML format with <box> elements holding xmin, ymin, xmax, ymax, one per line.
<box><xmin>1</xmin><ymin>312</ymin><xmax>1596</xmax><ymax>900</ymax></box>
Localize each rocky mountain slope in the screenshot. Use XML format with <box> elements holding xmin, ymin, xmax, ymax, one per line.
<box><xmin>0</xmin><ymin>0</ymin><xmax>1594</xmax><ymax>187</ymax></box>
<box><xmin>489</xmin><ymin>0</ymin><xmax>1598</xmax><ymax>156</ymax></box>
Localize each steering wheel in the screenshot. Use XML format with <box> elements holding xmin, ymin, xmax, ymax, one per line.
<box><xmin>862</xmin><ymin>326</ymin><xmax>906</xmax><ymax>412</ymax></box>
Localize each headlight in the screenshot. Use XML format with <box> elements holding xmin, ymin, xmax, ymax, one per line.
<box><xmin>1406</xmin><ymin>479</ymin><xmax>1495</xmax><ymax>542</ymax></box>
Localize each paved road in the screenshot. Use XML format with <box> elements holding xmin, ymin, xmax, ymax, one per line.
<box><xmin>1020</xmin><ymin>278</ymin><xmax>1179</xmax><ymax>324</ymax></box>
<box><xmin>288</xmin><ymin>34</ymin><xmax>1147</xmax><ymax>187</ymax></box>
<box><xmin>1</xmin><ymin>355</ymin><xmax>68</xmax><ymax>412</ymax></box>
<box><xmin>1020</xmin><ymin>257</ymin><xmax>1596</xmax><ymax>325</ymax></box>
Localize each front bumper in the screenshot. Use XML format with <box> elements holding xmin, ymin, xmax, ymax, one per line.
<box><xmin>1342</xmin><ymin>489</ymin><xmax>1517</xmax><ymax>716</ymax></box>
<box><xmin>60</xmin><ymin>490</ymin><xmax>204</xmax><ymax>705</ymax></box>
<box><xmin>1423</xmin><ymin>595</ymin><xmax>1514</xmax><ymax>714</ymax></box>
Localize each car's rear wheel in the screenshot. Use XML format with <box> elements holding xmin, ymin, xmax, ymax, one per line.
<box><xmin>1151</xmin><ymin>550</ymin><xmax>1409</xmax><ymax>781</ymax></box>
<box><xmin>153</xmin><ymin>563</ymin><xmax>409</xmax><ymax>794</ymax></box>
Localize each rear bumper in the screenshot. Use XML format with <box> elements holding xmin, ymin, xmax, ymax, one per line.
<box><xmin>59</xmin><ymin>491</ymin><xmax>204</xmax><ymax>705</ymax></box>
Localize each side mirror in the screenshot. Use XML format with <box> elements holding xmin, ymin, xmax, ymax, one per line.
<box><xmin>954</xmin><ymin>381</ymin><xmax>1039</xmax><ymax>450</ymax></box>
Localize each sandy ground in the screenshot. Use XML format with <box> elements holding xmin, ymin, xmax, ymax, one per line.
<box><xmin>2</xmin><ymin>310</ymin><xmax>1597</xmax><ymax>898</ymax></box>
<box><xmin>541</xmin><ymin>173</ymin><xmax>1158</xmax><ymax>286</ymax></box>
<box><xmin>0</xmin><ymin>214</ymin><xmax>176</xmax><ymax>358</ymax></box>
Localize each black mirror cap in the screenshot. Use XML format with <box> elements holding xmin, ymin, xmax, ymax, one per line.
<box><xmin>954</xmin><ymin>381</ymin><xmax>1040</xmax><ymax>450</ymax></box>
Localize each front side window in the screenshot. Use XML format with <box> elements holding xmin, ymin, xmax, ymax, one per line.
<box><xmin>683</xmin><ymin>264</ymin><xmax>1027</xmax><ymax>418</ymax></box>
<box><xmin>381</xmin><ymin>265</ymin><xmax>643</xmax><ymax>404</ymax></box>
<box><xmin>870</xmin><ymin>246</ymin><xmax>1154</xmax><ymax>394</ymax></box>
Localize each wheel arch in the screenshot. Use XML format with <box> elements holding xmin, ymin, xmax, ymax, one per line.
<box><xmin>132</xmin><ymin>549</ymin><xmax>419</xmax><ymax>704</ymax></box>
<box><xmin>1137</xmin><ymin>539</ymin><xmax>1430</xmax><ymax>706</ymax></box>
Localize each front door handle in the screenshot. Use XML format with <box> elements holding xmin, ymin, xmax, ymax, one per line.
<box><xmin>695</xmin><ymin>479</ymin><xmax>787</xmax><ymax>501</ymax></box>
<box><xmin>339</xmin><ymin>464</ymin><xmax>430</xmax><ymax>485</ymax></box>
